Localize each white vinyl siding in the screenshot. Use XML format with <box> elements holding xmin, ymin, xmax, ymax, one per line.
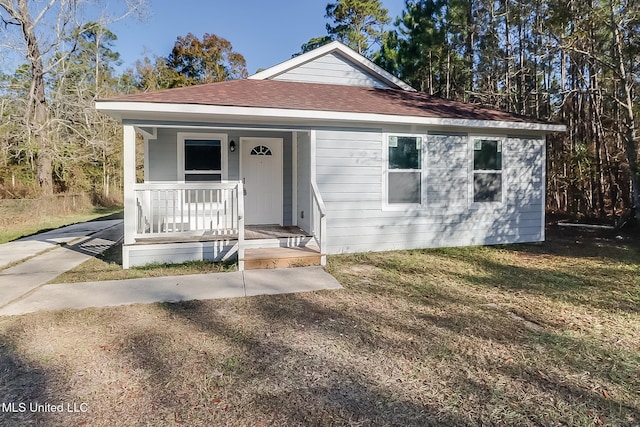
<box><xmin>315</xmin><ymin>129</ymin><xmax>546</xmax><ymax>255</ymax></box>
<box><xmin>125</xmin><ymin>240</ymin><xmax>235</xmax><ymax>267</ymax></box>
<box><xmin>144</xmin><ymin>125</ymin><xmax>546</xmax><ymax>258</ymax></box>
<box><xmin>147</xmin><ymin>128</ymin><xmax>178</xmax><ymax>181</ymax></box>
<box><xmin>271</xmin><ymin>52</ymin><xmax>392</xmax><ymax>88</ymax></box>
<box><xmin>426</xmin><ymin>134</ymin><xmax>468</xmax><ymax>208</ymax></box>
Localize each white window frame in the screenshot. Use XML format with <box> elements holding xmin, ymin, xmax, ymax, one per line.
<box><xmin>468</xmin><ymin>135</ymin><xmax>505</xmax><ymax>207</ymax></box>
<box><xmin>177</xmin><ymin>132</ymin><xmax>228</xmax><ymax>182</ymax></box>
<box><xmin>382</xmin><ymin>133</ymin><xmax>426</xmax><ymax>210</ymax></box>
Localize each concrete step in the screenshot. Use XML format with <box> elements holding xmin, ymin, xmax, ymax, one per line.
<box><xmin>242</xmin><ymin>246</ymin><xmax>322</xmax><ymax>270</ymax></box>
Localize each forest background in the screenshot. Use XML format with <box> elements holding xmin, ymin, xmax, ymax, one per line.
<box><xmin>1</xmin><ymin>0</ymin><xmax>639</xmax><ymax>225</ymax></box>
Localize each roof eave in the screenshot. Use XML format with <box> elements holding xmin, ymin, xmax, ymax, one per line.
<box><xmin>95</xmin><ymin>101</ymin><xmax>567</xmax><ymax>133</ymax></box>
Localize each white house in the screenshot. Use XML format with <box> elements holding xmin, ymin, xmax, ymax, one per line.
<box><xmin>95</xmin><ymin>41</ymin><xmax>565</xmax><ymax>270</ymax></box>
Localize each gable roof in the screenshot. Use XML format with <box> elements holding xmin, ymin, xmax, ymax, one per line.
<box><xmin>97</xmin><ymin>79</ymin><xmax>565</xmax><ymax>132</ymax></box>
<box><xmin>248</xmin><ymin>41</ymin><xmax>416</xmax><ymax>92</ymax></box>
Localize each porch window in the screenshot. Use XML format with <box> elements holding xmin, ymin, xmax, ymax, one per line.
<box><xmin>386</xmin><ymin>135</ymin><xmax>422</xmax><ymax>205</ymax></box>
<box><xmin>473</xmin><ymin>139</ymin><xmax>502</xmax><ymax>202</ymax></box>
<box><xmin>184</xmin><ymin>139</ymin><xmax>222</xmax><ymax>182</ymax></box>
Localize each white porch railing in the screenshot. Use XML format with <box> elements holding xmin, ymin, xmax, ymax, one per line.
<box><xmin>311</xmin><ymin>181</ymin><xmax>327</xmax><ymax>266</ymax></box>
<box><xmin>134</xmin><ymin>182</ymin><xmax>243</xmax><ymax>238</ymax></box>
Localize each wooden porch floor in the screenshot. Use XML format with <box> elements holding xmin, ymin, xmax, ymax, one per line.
<box><xmin>134</xmin><ymin>225</ymin><xmax>311</xmax><ymax>245</ymax></box>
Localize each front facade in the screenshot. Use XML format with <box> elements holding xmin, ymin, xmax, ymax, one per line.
<box><xmin>97</xmin><ymin>42</ymin><xmax>564</xmax><ymax>269</ymax></box>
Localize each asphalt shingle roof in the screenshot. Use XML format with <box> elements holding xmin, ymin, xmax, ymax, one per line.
<box><xmin>103</xmin><ymin>79</ymin><xmax>547</xmax><ymax>124</ymax></box>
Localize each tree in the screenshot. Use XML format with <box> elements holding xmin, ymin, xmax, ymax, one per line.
<box><xmin>53</xmin><ymin>22</ymin><xmax>122</xmax><ymax>98</ymax></box>
<box><xmin>382</xmin><ymin>0</ymin><xmax>472</xmax><ymax>99</ymax></box>
<box><xmin>0</xmin><ymin>66</ymin><xmax>32</xmax><ymax>195</ymax></box>
<box><xmin>0</xmin><ymin>0</ymin><xmax>146</xmax><ymax>195</ymax></box>
<box><xmin>375</xmin><ymin>0</ymin><xmax>640</xmax><ymax>222</ymax></box>
<box><xmin>325</xmin><ymin>0</ymin><xmax>390</xmax><ymax>56</ymax></box>
<box><xmin>134</xmin><ymin>55</ymin><xmax>177</xmax><ymax>91</ymax></box>
<box><xmin>373</xmin><ymin>30</ymin><xmax>400</xmax><ymax>75</ymax></box>
<box><xmin>607</xmin><ymin>0</ymin><xmax>640</xmax><ymax>223</ymax></box>
<box><xmin>295</xmin><ymin>35</ymin><xmax>334</xmax><ymax>56</ymax></box>
<box><xmin>49</xmin><ymin>22</ymin><xmax>124</xmax><ymax>198</ymax></box>
<box><xmin>165</xmin><ymin>33</ymin><xmax>247</xmax><ymax>87</ymax></box>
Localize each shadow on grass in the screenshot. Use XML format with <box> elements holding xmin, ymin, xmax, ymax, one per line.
<box><xmin>323</xmin><ymin>249</ymin><xmax>639</xmax><ymax>423</ymax></box>
<box><xmin>0</xmin><ymin>322</ymin><xmax>84</xmax><ymax>427</ymax></box>
<box><xmin>142</xmin><ymin>292</ymin><xmax>640</xmax><ymax>426</ymax></box>
<box><xmin>368</xmin><ymin>231</ymin><xmax>639</xmax><ymax>314</ymax></box>
<box><xmin>510</xmin><ymin>224</ymin><xmax>640</xmax><ymax>263</ymax></box>
<box><xmin>3</xmin><ymin>222</ymin><xmax>629</xmax><ymax>425</ymax></box>
<box><xmin>148</xmin><ymin>299</ymin><xmax>466</xmax><ymax>426</ymax></box>
<box><xmin>0</xmin><ymin>336</ymin><xmax>48</xmax><ymax>426</ymax></box>
<box><xmin>433</xmin><ymin>248</ymin><xmax>640</xmax><ymax>314</ymax></box>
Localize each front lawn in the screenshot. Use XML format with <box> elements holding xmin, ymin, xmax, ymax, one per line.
<box><xmin>0</xmin><ymin>226</ymin><xmax>638</xmax><ymax>426</ymax></box>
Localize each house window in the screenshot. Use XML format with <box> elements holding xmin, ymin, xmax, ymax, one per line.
<box><xmin>178</xmin><ymin>133</ymin><xmax>227</xmax><ymax>182</ymax></box>
<box><xmin>387</xmin><ymin>135</ymin><xmax>422</xmax><ymax>204</ymax></box>
<box><xmin>184</xmin><ymin>139</ymin><xmax>221</xmax><ymax>182</ymax></box>
<box><xmin>473</xmin><ymin>139</ymin><xmax>502</xmax><ymax>202</ymax></box>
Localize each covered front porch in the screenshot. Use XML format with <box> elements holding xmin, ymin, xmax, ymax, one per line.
<box><xmin>122</xmin><ymin>125</ymin><xmax>326</xmax><ymax>270</ymax></box>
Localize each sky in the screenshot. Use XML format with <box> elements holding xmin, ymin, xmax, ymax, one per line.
<box><xmin>107</xmin><ymin>0</ymin><xmax>406</xmax><ymax>75</ymax></box>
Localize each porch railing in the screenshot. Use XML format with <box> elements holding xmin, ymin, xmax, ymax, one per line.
<box><xmin>311</xmin><ymin>181</ymin><xmax>327</xmax><ymax>266</ymax></box>
<box><xmin>133</xmin><ymin>182</ymin><xmax>243</xmax><ymax>238</ymax></box>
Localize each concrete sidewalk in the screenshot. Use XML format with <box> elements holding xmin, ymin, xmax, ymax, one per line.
<box><xmin>0</xmin><ymin>266</ymin><xmax>343</xmax><ymax>316</ymax></box>
<box><xmin>0</xmin><ymin>219</ymin><xmax>123</xmax><ymax>270</ymax></box>
<box><xmin>0</xmin><ymin>218</ymin><xmax>342</xmax><ymax>317</ymax></box>
<box><xmin>0</xmin><ymin>221</ymin><xmax>123</xmax><ymax>308</ymax></box>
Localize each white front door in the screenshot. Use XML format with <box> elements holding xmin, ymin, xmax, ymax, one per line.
<box><xmin>240</xmin><ymin>137</ymin><xmax>283</xmax><ymax>225</ymax></box>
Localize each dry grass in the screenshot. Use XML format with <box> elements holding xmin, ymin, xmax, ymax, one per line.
<box><xmin>49</xmin><ymin>243</ymin><xmax>237</xmax><ymax>283</ymax></box>
<box><xmin>0</xmin><ymin>226</ymin><xmax>638</xmax><ymax>426</ymax></box>
<box><xmin>51</xmin><ymin>243</ymin><xmax>236</xmax><ymax>284</ymax></box>
<box><xmin>0</xmin><ymin>199</ymin><xmax>122</xmax><ymax>244</ymax></box>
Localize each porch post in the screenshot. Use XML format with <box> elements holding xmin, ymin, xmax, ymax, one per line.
<box><xmin>237</xmin><ymin>181</ymin><xmax>245</xmax><ymax>271</ymax></box>
<box><xmin>122</xmin><ymin>125</ymin><xmax>136</xmax><ymax>268</ymax></box>
<box><xmin>310</xmin><ymin>130</ymin><xmax>327</xmax><ymax>266</ymax></box>
<box><xmin>292</xmin><ymin>131</ymin><xmax>298</xmax><ymax>227</ymax></box>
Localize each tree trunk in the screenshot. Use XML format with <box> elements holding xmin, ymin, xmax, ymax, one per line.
<box><xmin>610</xmin><ymin>2</ymin><xmax>640</xmax><ymax>223</ymax></box>
<box><xmin>503</xmin><ymin>0</ymin><xmax>511</xmax><ymax>112</ymax></box>
<box><xmin>17</xmin><ymin>0</ymin><xmax>53</xmax><ymax>195</ymax></box>
<box><xmin>465</xmin><ymin>0</ymin><xmax>474</xmax><ymax>102</ymax></box>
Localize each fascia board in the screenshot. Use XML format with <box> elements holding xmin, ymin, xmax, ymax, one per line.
<box><xmin>95</xmin><ymin>101</ymin><xmax>567</xmax><ymax>133</ymax></box>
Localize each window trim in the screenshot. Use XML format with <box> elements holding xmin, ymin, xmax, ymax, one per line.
<box><xmin>382</xmin><ymin>133</ymin><xmax>426</xmax><ymax>210</ymax></box>
<box><xmin>468</xmin><ymin>135</ymin><xmax>505</xmax><ymax>206</ymax></box>
<box><xmin>177</xmin><ymin>132</ymin><xmax>228</xmax><ymax>182</ymax></box>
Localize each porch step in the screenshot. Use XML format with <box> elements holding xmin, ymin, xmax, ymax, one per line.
<box><xmin>242</xmin><ymin>246</ymin><xmax>322</xmax><ymax>270</ymax></box>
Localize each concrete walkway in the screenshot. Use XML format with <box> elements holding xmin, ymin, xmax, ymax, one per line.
<box><xmin>0</xmin><ymin>266</ymin><xmax>343</xmax><ymax>316</ymax></box>
<box><xmin>0</xmin><ymin>221</ymin><xmax>123</xmax><ymax>308</ymax></box>
<box><xmin>0</xmin><ymin>219</ymin><xmax>123</xmax><ymax>270</ymax></box>
<box><xmin>0</xmin><ymin>219</ymin><xmax>342</xmax><ymax>317</ymax></box>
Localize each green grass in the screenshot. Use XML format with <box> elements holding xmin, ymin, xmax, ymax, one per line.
<box><xmin>0</xmin><ymin>206</ymin><xmax>123</xmax><ymax>244</ymax></box>
<box><xmin>0</xmin><ymin>228</ymin><xmax>638</xmax><ymax>426</ymax></box>
<box><xmin>50</xmin><ymin>242</ymin><xmax>236</xmax><ymax>284</ymax></box>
